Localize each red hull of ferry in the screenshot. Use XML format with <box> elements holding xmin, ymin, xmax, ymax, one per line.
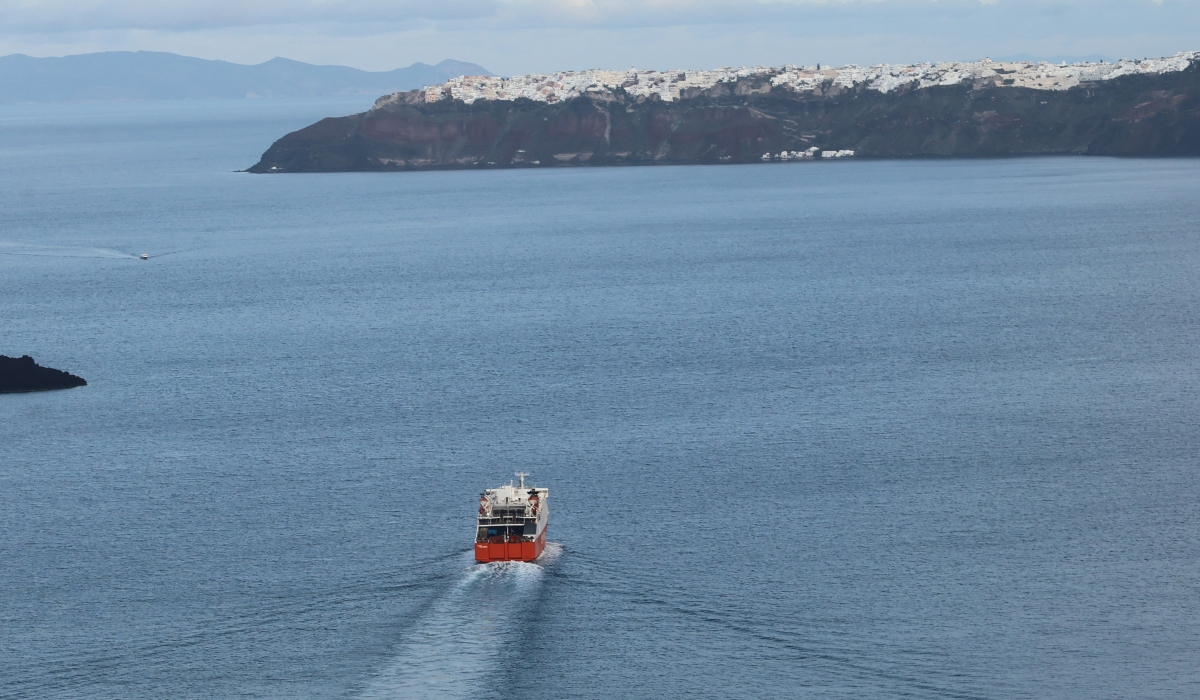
<box><xmin>475</xmin><ymin>529</ymin><xmax>547</xmax><ymax>563</ymax></box>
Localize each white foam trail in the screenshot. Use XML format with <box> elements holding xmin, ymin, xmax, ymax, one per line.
<box><xmin>359</xmin><ymin>559</ymin><xmax>547</xmax><ymax>700</ymax></box>
<box><xmin>0</xmin><ymin>242</ymin><xmax>134</xmax><ymax>259</ymax></box>
<box><xmin>538</xmin><ymin>541</ymin><xmax>565</xmax><ymax>563</ymax></box>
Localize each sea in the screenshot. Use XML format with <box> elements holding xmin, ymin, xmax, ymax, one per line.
<box><xmin>2</xmin><ymin>97</ymin><xmax>1199</xmax><ymax>700</ymax></box>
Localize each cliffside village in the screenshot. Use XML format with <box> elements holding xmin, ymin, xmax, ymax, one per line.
<box><xmin>381</xmin><ymin>51</ymin><xmax>1197</xmax><ymax>108</ymax></box>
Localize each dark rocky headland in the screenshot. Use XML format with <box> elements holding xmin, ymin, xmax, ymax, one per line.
<box><xmin>0</xmin><ymin>355</ymin><xmax>87</xmax><ymax>393</ymax></box>
<box><xmin>248</xmin><ymin>56</ymin><xmax>1200</xmax><ymax>173</ymax></box>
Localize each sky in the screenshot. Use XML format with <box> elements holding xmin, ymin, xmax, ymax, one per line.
<box><xmin>1</xmin><ymin>0</ymin><xmax>1198</xmax><ymax>75</ymax></box>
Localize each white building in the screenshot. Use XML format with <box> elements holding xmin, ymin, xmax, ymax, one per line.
<box><xmin>373</xmin><ymin>51</ymin><xmax>1199</xmax><ymax>110</ymax></box>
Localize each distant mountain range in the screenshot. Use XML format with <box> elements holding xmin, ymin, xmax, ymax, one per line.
<box><xmin>0</xmin><ymin>51</ymin><xmax>491</xmax><ymax>103</ymax></box>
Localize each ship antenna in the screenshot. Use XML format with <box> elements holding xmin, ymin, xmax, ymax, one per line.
<box><xmin>515</xmin><ymin>471</ymin><xmax>529</xmax><ymax>488</ymax></box>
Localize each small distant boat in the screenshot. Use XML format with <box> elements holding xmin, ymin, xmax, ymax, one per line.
<box><xmin>475</xmin><ymin>472</ymin><xmax>548</xmax><ymax>562</ymax></box>
<box><xmin>140</xmin><ymin>254</ymin><xmax>149</xmax><ymax>260</ymax></box>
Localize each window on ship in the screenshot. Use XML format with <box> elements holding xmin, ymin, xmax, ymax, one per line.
<box><xmin>478</xmin><ymin>526</ymin><xmax>525</xmax><ymax>543</ymax></box>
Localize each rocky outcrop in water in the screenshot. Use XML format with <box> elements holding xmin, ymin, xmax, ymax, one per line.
<box><xmin>0</xmin><ymin>355</ymin><xmax>87</xmax><ymax>393</ymax></box>
<box><xmin>248</xmin><ymin>59</ymin><xmax>1200</xmax><ymax>172</ymax></box>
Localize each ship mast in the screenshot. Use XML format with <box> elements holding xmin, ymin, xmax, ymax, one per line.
<box><xmin>514</xmin><ymin>472</ymin><xmax>529</xmax><ymax>489</ymax></box>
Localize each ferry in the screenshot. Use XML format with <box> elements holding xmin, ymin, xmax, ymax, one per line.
<box><xmin>475</xmin><ymin>472</ymin><xmax>548</xmax><ymax>563</ymax></box>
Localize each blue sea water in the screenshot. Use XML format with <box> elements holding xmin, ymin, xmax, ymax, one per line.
<box><xmin>2</xmin><ymin>98</ymin><xmax>1199</xmax><ymax>700</ymax></box>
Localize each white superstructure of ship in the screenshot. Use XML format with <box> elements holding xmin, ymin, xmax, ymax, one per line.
<box><xmin>474</xmin><ymin>472</ymin><xmax>548</xmax><ymax>562</ymax></box>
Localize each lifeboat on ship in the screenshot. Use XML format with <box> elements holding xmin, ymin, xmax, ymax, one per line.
<box><xmin>474</xmin><ymin>472</ymin><xmax>548</xmax><ymax>563</ymax></box>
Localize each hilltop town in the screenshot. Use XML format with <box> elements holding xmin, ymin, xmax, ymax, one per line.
<box><xmin>253</xmin><ymin>50</ymin><xmax>1200</xmax><ymax>173</ymax></box>
<box><xmin>376</xmin><ymin>52</ymin><xmax>1200</xmax><ymax>108</ymax></box>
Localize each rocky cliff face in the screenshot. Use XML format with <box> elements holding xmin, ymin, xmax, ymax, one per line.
<box><xmin>247</xmin><ymin>62</ymin><xmax>1200</xmax><ymax>172</ymax></box>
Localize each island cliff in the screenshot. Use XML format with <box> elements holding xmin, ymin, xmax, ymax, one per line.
<box><xmin>0</xmin><ymin>355</ymin><xmax>87</xmax><ymax>393</ymax></box>
<box><xmin>248</xmin><ymin>54</ymin><xmax>1200</xmax><ymax>172</ymax></box>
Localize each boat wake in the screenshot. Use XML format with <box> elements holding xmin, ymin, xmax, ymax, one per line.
<box><xmin>536</xmin><ymin>541</ymin><xmax>564</xmax><ymax>565</ymax></box>
<box><xmin>0</xmin><ymin>243</ymin><xmax>197</xmax><ymax>260</ymax></box>
<box><xmin>358</xmin><ymin>552</ymin><xmax>556</xmax><ymax>699</ymax></box>
<box><xmin>0</xmin><ymin>242</ymin><xmax>135</xmax><ymax>259</ymax></box>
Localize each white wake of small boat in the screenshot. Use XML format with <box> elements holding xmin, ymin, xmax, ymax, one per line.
<box><xmin>0</xmin><ymin>242</ymin><xmax>134</xmax><ymax>259</ymax></box>
<box><xmin>0</xmin><ymin>243</ymin><xmax>198</xmax><ymax>261</ymax></box>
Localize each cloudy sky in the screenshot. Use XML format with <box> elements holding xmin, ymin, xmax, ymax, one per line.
<box><xmin>1</xmin><ymin>0</ymin><xmax>1198</xmax><ymax>75</ymax></box>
